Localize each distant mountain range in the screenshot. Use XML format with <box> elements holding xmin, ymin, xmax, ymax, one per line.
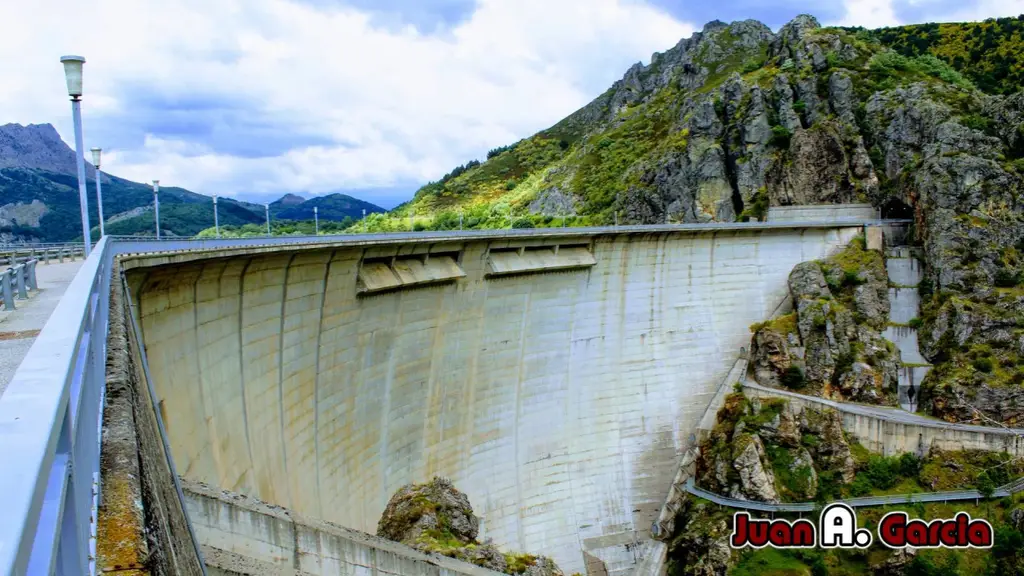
<box><xmin>0</xmin><ymin>123</ymin><xmax>386</xmax><ymax>242</ymax></box>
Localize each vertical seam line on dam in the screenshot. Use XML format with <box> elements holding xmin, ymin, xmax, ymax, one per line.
<box><xmin>191</xmin><ymin>264</ymin><xmax>210</xmax><ymax>480</ymax></box>
<box><xmin>514</xmin><ymin>288</ymin><xmax>530</xmax><ymax>550</ymax></box>
<box><xmin>278</xmin><ymin>253</ymin><xmax>298</xmax><ymax>509</ymax></box>
<box><xmin>313</xmin><ymin>250</ymin><xmax>336</xmax><ymax>515</ymax></box>
<box><xmin>237</xmin><ymin>257</ymin><xmax>256</xmax><ymax>482</ymax></box>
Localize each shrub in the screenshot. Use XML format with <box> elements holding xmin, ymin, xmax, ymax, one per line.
<box><xmin>843</xmin><ymin>270</ymin><xmax>865</xmax><ymax>287</ymax></box>
<box><xmin>487</xmin><ymin>144</ymin><xmax>516</xmax><ymax>159</ymax></box>
<box><xmin>511</xmin><ymin>218</ymin><xmax>534</xmax><ymax>229</ymax></box>
<box><xmin>972</xmin><ymin>357</ymin><xmax>994</xmax><ymax>373</ymax></box>
<box><xmin>977</xmin><ymin>472</ymin><xmax>996</xmax><ymax>498</ymax></box>
<box><xmin>769</xmin><ymin>125</ymin><xmax>793</xmax><ymax>149</ymax></box>
<box><xmin>793</xmin><ymin>100</ymin><xmax>807</xmax><ymax>113</ymax></box>
<box><xmin>863</xmin><ymin>454</ymin><xmax>899</xmax><ymax>490</ymax></box>
<box><xmin>960</xmin><ymin>114</ymin><xmax>993</xmax><ymax>133</ymax></box>
<box><xmin>505</xmin><ymin>179</ymin><xmax>517</xmax><ymax>191</ymax></box>
<box><xmin>558</xmin><ymin>139</ymin><xmax>569</xmax><ymax>150</ymax></box>
<box><xmin>995</xmin><ymin>268</ymin><xmax>1023</xmax><ymax>288</ymax></box>
<box><xmin>781</xmin><ymin>366</ymin><xmax>806</xmax><ymax>389</ymax></box>
<box><xmin>908</xmin><ymin>317</ymin><xmax>923</xmax><ymax>329</ymax></box>
<box><xmin>897</xmin><ymin>453</ymin><xmax>921</xmax><ymax>477</ymax></box>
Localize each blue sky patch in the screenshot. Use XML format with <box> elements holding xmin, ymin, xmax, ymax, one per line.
<box><xmin>645</xmin><ymin>0</ymin><xmax>845</xmax><ymax>30</ymax></box>
<box><xmin>302</xmin><ymin>0</ymin><xmax>476</xmax><ymax>32</ymax></box>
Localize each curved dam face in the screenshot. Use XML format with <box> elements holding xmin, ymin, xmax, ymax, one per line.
<box><xmin>126</xmin><ymin>227</ymin><xmax>860</xmax><ymax>575</ymax></box>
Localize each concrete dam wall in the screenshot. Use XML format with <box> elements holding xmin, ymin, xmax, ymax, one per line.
<box><xmin>124</xmin><ymin>225</ymin><xmax>862</xmax><ymax>575</ymax></box>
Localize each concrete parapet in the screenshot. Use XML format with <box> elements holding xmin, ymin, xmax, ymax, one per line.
<box><xmin>768</xmin><ymin>204</ymin><xmax>880</xmax><ymax>223</ymax></box>
<box><xmin>98</xmin><ymin>264</ymin><xmax>204</xmax><ymax>576</ymax></box>
<box><xmin>183</xmin><ymin>480</ymin><xmax>504</xmax><ymax>576</ymax></box>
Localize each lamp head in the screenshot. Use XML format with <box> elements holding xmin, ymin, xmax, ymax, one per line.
<box><xmin>90</xmin><ymin>147</ymin><xmax>101</xmax><ymax>166</ymax></box>
<box><xmin>60</xmin><ymin>55</ymin><xmax>86</xmax><ymax>98</ymax></box>
<box><xmin>152</xmin><ymin>180</ymin><xmax>159</xmax><ymax>193</ymax></box>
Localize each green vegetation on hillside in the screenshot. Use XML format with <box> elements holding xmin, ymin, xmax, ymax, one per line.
<box><xmin>847</xmin><ymin>15</ymin><xmax>1024</xmax><ymax>95</ymax></box>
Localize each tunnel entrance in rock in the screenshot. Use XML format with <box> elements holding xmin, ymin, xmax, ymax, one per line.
<box><xmin>881</xmin><ymin>198</ymin><xmax>914</xmax><ymax>220</ymax></box>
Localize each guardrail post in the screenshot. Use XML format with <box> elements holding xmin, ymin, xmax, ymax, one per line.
<box><xmin>59</xmin><ymin>248</ymin><xmax>65</xmax><ymax>263</ymax></box>
<box><xmin>27</xmin><ymin>260</ymin><xmax>37</xmax><ymax>290</ymax></box>
<box><xmin>1</xmin><ymin>270</ymin><xmax>13</xmax><ymax>311</ymax></box>
<box><xmin>15</xmin><ymin>265</ymin><xmax>27</xmax><ymax>299</ymax></box>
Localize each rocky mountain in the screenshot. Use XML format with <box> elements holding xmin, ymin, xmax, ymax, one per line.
<box><xmin>0</xmin><ymin>123</ymin><xmax>384</xmax><ymax>241</ymax></box>
<box><xmin>271</xmin><ymin>192</ymin><xmax>385</xmax><ymax>222</ymax></box>
<box><xmin>390</xmin><ymin>14</ymin><xmax>1024</xmax><ymax>427</ymax></box>
<box><xmin>0</xmin><ymin>123</ymin><xmax>82</xmax><ymax>174</ymax></box>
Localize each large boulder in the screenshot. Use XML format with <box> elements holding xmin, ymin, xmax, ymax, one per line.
<box><xmin>377</xmin><ymin>477</ymin><xmax>479</xmax><ymax>545</ymax></box>
<box><xmin>377</xmin><ymin>477</ymin><xmax>564</xmax><ymax>576</ymax></box>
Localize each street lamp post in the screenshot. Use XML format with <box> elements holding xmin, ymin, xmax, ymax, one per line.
<box><xmin>61</xmin><ymin>55</ymin><xmax>91</xmax><ymax>256</ymax></box>
<box><xmin>213</xmin><ymin>195</ymin><xmax>220</xmax><ymax>238</ymax></box>
<box><xmin>265</xmin><ymin>203</ymin><xmax>271</xmax><ymax>236</ymax></box>
<box><xmin>152</xmin><ymin>180</ymin><xmax>160</xmax><ymax>239</ymax></box>
<box><xmin>314</xmin><ymin>206</ymin><xmax>319</xmax><ymax>235</ymax></box>
<box><xmin>91</xmin><ymin>147</ymin><xmax>105</xmax><ymax>237</ymax></box>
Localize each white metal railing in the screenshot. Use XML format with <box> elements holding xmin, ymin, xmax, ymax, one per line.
<box><xmin>0</xmin><ymin>219</ymin><xmax>892</xmax><ymax>575</ymax></box>
<box><xmin>0</xmin><ymin>238</ymin><xmax>110</xmax><ymax>575</ymax></box>
<box><xmin>0</xmin><ymin>244</ymin><xmax>85</xmax><ymax>266</ymax></box>
<box><xmin>2</xmin><ymin>260</ymin><xmax>39</xmax><ymax>311</ymax></box>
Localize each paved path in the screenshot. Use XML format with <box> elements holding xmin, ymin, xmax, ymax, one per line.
<box><xmin>684</xmin><ymin>477</ymin><xmax>1021</xmax><ymax>512</ymax></box>
<box><xmin>743</xmin><ymin>381</ymin><xmax>1024</xmax><ymax>436</ymax></box>
<box><xmin>0</xmin><ymin>260</ymin><xmax>83</xmax><ymax>397</ymax></box>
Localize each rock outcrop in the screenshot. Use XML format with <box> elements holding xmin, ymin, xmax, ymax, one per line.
<box><xmin>696</xmin><ymin>393</ymin><xmax>855</xmax><ymax>502</ymax></box>
<box><xmin>663</xmin><ymin>495</ymin><xmax>735</xmax><ymax>576</ymax></box>
<box><xmin>751</xmin><ymin>239</ymin><xmax>900</xmax><ymax>404</ymax></box>
<box><xmin>377</xmin><ymin>477</ymin><xmax>564</xmax><ymax>576</ymax></box>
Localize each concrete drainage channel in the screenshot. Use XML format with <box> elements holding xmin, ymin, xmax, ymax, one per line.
<box><xmin>882</xmin><ymin>246</ymin><xmax>932</xmax><ymax>413</ymax></box>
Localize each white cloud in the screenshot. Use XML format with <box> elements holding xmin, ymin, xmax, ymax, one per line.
<box><xmin>832</xmin><ymin>0</ymin><xmax>901</xmax><ymax>27</ymax></box>
<box><xmin>0</xmin><ymin>0</ymin><xmax>693</xmax><ymax>202</ymax></box>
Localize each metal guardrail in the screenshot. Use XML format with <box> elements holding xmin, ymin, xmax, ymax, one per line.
<box><xmin>0</xmin><ymin>219</ymin><xmax>897</xmax><ymax>575</ymax></box>
<box><xmin>684</xmin><ymin>477</ymin><xmax>1023</xmax><ymax>513</ymax></box>
<box><xmin>0</xmin><ymin>239</ymin><xmax>110</xmax><ymax>575</ymax></box>
<box><xmin>0</xmin><ymin>244</ymin><xmax>85</xmax><ymax>266</ymax></box>
<box><xmin>1</xmin><ymin>260</ymin><xmax>39</xmax><ymax>312</ymax></box>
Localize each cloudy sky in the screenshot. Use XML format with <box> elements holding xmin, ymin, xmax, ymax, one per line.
<box><xmin>1</xmin><ymin>0</ymin><xmax>1021</xmax><ymax>208</ymax></box>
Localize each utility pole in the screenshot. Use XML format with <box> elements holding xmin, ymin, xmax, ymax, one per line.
<box><xmin>152</xmin><ymin>180</ymin><xmax>160</xmax><ymax>239</ymax></box>
<box><xmin>61</xmin><ymin>55</ymin><xmax>91</xmax><ymax>255</ymax></box>
<box><xmin>91</xmin><ymin>148</ymin><xmax>105</xmax><ymax>237</ymax></box>
<box><xmin>314</xmin><ymin>206</ymin><xmax>319</xmax><ymax>235</ymax></box>
<box><xmin>213</xmin><ymin>195</ymin><xmax>220</xmax><ymax>238</ymax></box>
<box><xmin>265</xmin><ymin>203</ymin><xmax>271</xmax><ymax>236</ymax></box>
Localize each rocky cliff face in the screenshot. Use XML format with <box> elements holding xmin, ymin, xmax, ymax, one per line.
<box><xmin>751</xmin><ymin>239</ymin><xmax>900</xmax><ymax>404</ymax></box>
<box><xmin>695</xmin><ymin>393</ymin><xmax>856</xmax><ymax>504</ymax></box>
<box><xmin>0</xmin><ymin>123</ymin><xmax>88</xmax><ymax>175</ymax></box>
<box><xmin>402</xmin><ymin>15</ymin><xmax>1023</xmax><ymax>425</ymax></box>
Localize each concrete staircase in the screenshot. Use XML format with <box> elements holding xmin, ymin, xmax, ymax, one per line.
<box><xmin>880</xmin><ymin>247</ymin><xmax>931</xmax><ymax>412</ymax></box>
